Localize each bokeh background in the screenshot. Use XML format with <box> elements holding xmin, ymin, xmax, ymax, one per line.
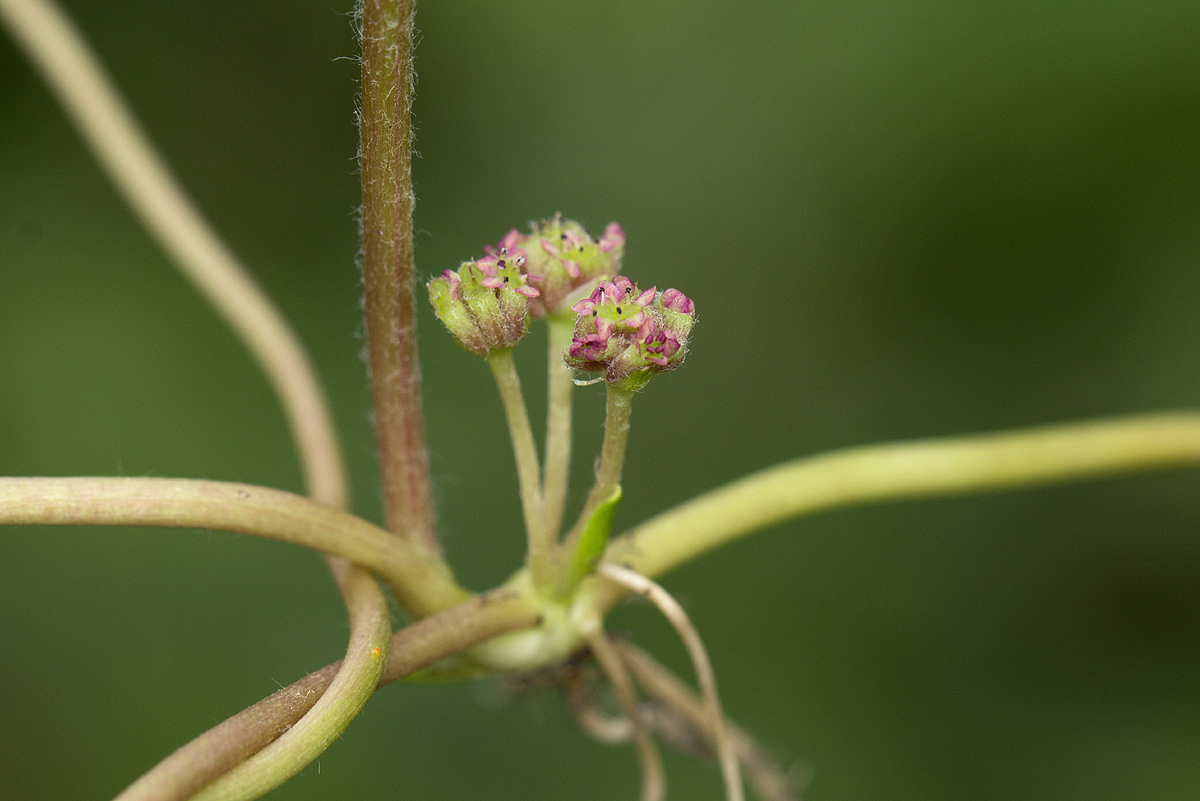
<box><xmin>2</xmin><ymin>1</ymin><xmax>1200</xmax><ymax>799</ymax></box>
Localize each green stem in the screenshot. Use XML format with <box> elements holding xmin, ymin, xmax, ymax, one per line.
<box><xmin>113</xmin><ymin>594</ymin><xmax>539</xmax><ymax>801</ymax></box>
<box><xmin>0</xmin><ymin>4</ymin><xmax>408</xmax><ymax>797</ymax></box>
<box><xmin>359</xmin><ymin>0</ymin><xmax>437</xmax><ymax>549</ymax></box>
<box><xmin>0</xmin><ymin>0</ymin><xmax>348</xmax><ymax>509</ymax></box>
<box><xmin>0</xmin><ymin>477</ymin><xmax>469</xmax><ymax>617</ymax></box>
<box><xmin>543</xmin><ymin>316</ymin><xmax>577</xmax><ymax>541</ymax></box>
<box><xmin>589</xmin><ymin>411</ymin><xmax>1200</xmax><ymax>614</ymax></box>
<box><xmin>188</xmin><ymin>563</ymin><xmax>391</xmax><ymax>801</ymax></box>
<box><xmin>487</xmin><ymin>349</ymin><xmax>551</xmax><ymax>587</ymax></box>
<box><xmin>564</xmin><ymin>384</ymin><xmax>634</xmax><ymax>554</ymax></box>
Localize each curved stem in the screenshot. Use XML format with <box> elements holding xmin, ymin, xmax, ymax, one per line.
<box><xmin>543</xmin><ymin>316</ymin><xmax>577</xmax><ymax>539</ymax></box>
<box><xmin>359</xmin><ymin>0</ymin><xmax>437</xmax><ymax>548</ymax></box>
<box><xmin>113</xmin><ymin>593</ymin><xmax>539</xmax><ymax>801</ymax></box>
<box><xmin>617</xmin><ymin>642</ymin><xmax>802</xmax><ymax>801</ymax></box>
<box><xmin>487</xmin><ymin>349</ymin><xmax>551</xmax><ymax>588</ymax></box>
<box><xmin>592</xmin><ymin>412</ymin><xmax>1200</xmax><ymax>613</ymax></box>
<box><xmin>0</xmin><ymin>0</ymin><xmax>346</xmax><ymax>510</ymax></box>
<box><xmin>187</xmin><ymin>563</ymin><xmax>391</xmax><ymax>801</ymax></box>
<box><xmin>585</xmin><ymin>630</ymin><xmax>666</xmax><ymax>801</ymax></box>
<box><xmin>0</xmin><ymin>4</ymin><xmax>425</xmax><ymax>799</ymax></box>
<box><xmin>598</xmin><ymin>564</ymin><xmax>743</xmax><ymax>801</ymax></box>
<box><xmin>0</xmin><ymin>477</ymin><xmax>469</xmax><ymax>617</ymax></box>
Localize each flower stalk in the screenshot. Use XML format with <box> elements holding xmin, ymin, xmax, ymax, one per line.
<box><xmin>487</xmin><ymin>348</ymin><xmax>552</xmax><ymax>589</ymax></box>
<box><xmin>543</xmin><ymin>314</ymin><xmax>578</xmax><ymax>540</ymax></box>
<box><xmin>565</xmin><ymin>383</ymin><xmax>635</xmax><ymax>554</ymax></box>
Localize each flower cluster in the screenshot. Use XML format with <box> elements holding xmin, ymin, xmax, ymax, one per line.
<box><xmin>564</xmin><ymin>276</ymin><xmax>696</xmax><ymax>391</ymax></box>
<box><xmin>485</xmin><ymin>214</ymin><xmax>625</xmax><ymax>319</ymax></box>
<box><xmin>427</xmin><ymin>251</ymin><xmax>539</xmax><ymax>356</ymax></box>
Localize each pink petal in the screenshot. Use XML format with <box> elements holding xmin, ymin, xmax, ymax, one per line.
<box><xmin>599</xmin><ymin>222</ymin><xmax>625</xmax><ymax>252</ymax></box>
<box><xmin>562</xmin><ymin>259</ymin><xmax>581</xmax><ymax>279</ymax></box>
<box><xmin>500</xmin><ymin>229</ymin><xmax>523</xmax><ymax>250</ymax></box>
<box><xmin>661</xmin><ymin>288</ymin><xmax>695</xmax><ymax>314</ymax></box>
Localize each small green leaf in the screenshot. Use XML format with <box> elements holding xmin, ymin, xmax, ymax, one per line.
<box><xmin>562</xmin><ymin>485</ymin><xmax>622</xmax><ymax>596</ymax></box>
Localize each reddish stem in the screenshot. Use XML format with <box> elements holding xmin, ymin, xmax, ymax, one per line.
<box><xmin>359</xmin><ymin>0</ymin><xmax>437</xmax><ymax>548</ymax></box>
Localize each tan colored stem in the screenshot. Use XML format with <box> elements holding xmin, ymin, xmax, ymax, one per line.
<box><xmin>586</xmin><ymin>631</ymin><xmax>666</xmax><ymax>801</ymax></box>
<box><xmin>0</xmin><ymin>0</ymin><xmax>345</xmax><ymax>509</ymax></box>
<box><xmin>113</xmin><ymin>594</ymin><xmax>538</xmax><ymax>801</ymax></box>
<box><xmin>359</xmin><ymin>0</ymin><xmax>437</xmax><ymax>548</ymax></box>
<box><xmin>566</xmin><ymin>669</ymin><xmax>635</xmax><ymax>744</ymax></box>
<box><xmin>595</xmin><ymin>412</ymin><xmax>1200</xmax><ymax>612</ymax></box>
<box><xmin>617</xmin><ymin>642</ymin><xmax>801</xmax><ymax>801</ymax></box>
<box><xmin>0</xmin><ymin>3</ymin><xmax>424</xmax><ymax>799</ymax></box>
<box><xmin>0</xmin><ymin>477</ymin><xmax>468</xmax><ymax>617</ymax></box>
<box><xmin>186</xmin><ymin>566</ymin><xmax>388</xmax><ymax>801</ymax></box>
<box><xmin>598</xmin><ymin>564</ymin><xmax>743</xmax><ymax>801</ymax></box>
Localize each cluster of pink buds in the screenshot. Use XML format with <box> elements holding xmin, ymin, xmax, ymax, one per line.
<box><xmin>427</xmin><ymin>251</ymin><xmax>539</xmax><ymax>356</ymax></box>
<box><xmin>564</xmin><ymin>276</ymin><xmax>696</xmax><ymax>391</ymax></box>
<box><xmin>485</xmin><ymin>214</ymin><xmax>625</xmax><ymax>319</ymax></box>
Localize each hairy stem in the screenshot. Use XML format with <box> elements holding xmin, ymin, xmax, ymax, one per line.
<box><xmin>113</xmin><ymin>593</ymin><xmax>538</xmax><ymax>801</ymax></box>
<box><xmin>543</xmin><ymin>316</ymin><xmax>577</xmax><ymax>539</ymax></box>
<box><xmin>592</xmin><ymin>412</ymin><xmax>1200</xmax><ymax>612</ymax></box>
<box><xmin>359</xmin><ymin>0</ymin><xmax>437</xmax><ymax>548</ymax></box>
<box><xmin>0</xmin><ymin>477</ymin><xmax>468</xmax><ymax>617</ymax></box>
<box><xmin>487</xmin><ymin>349</ymin><xmax>551</xmax><ymax>588</ymax></box>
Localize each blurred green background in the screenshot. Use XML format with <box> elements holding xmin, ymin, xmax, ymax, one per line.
<box><xmin>2</xmin><ymin>1</ymin><xmax>1200</xmax><ymax>799</ymax></box>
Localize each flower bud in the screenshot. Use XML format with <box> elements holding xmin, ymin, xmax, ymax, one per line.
<box><xmin>427</xmin><ymin>254</ymin><xmax>539</xmax><ymax>356</ymax></box>
<box><xmin>497</xmin><ymin>214</ymin><xmax>625</xmax><ymax>319</ymax></box>
<box><xmin>564</xmin><ymin>277</ymin><xmax>695</xmax><ymax>391</ymax></box>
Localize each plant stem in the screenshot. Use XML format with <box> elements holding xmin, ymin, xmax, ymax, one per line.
<box><xmin>0</xmin><ymin>477</ymin><xmax>469</xmax><ymax>617</ymax></box>
<box><xmin>586</xmin><ymin>630</ymin><xmax>666</xmax><ymax>801</ymax></box>
<box><xmin>542</xmin><ymin>315</ymin><xmax>577</xmax><ymax>539</ymax></box>
<box><xmin>591</xmin><ymin>411</ymin><xmax>1200</xmax><ymax>613</ymax></box>
<box><xmin>189</xmin><ymin>562</ymin><xmax>391</xmax><ymax>801</ymax></box>
<box><xmin>359</xmin><ymin>0</ymin><xmax>437</xmax><ymax>548</ymax></box>
<box><xmin>0</xmin><ymin>5</ymin><xmax>416</xmax><ymax>794</ymax></box>
<box><xmin>113</xmin><ymin>593</ymin><xmax>539</xmax><ymax>801</ymax></box>
<box><xmin>563</xmin><ymin>383</ymin><xmax>634</xmax><ymax>556</ymax></box>
<box><xmin>0</xmin><ymin>0</ymin><xmax>348</xmax><ymax>509</ymax></box>
<box><xmin>487</xmin><ymin>349</ymin><xmax>551</xmax><ymax>588</ymax></box>
<box><xmin>598</xmin><ymin>564</ymin><xmax>744</xmax><ymax>801</ymax></box>
<box><xmin>616</xmin><ymin>642</ymin><xmax>801</xmax><ymax>801</ymax></box>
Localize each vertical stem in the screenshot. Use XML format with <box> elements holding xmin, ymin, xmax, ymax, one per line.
<box><xmin>487</xmin><ymin>349</ymin><xmax>551</xmax><ymax>588</ymax></box>
<box><xmin>570</xmin><ymin>384</ymin><xmax>634</xmax><ymax>542</ymax></box>
<box><xmin>542</xmin><ymin>316</ymin><xmax>577</xmax><ymax>540</ymax></box>
<box><xmin>359</xmin><ymin>0</ymin><xmax>436</xmax><ymax>548</ymax></box>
